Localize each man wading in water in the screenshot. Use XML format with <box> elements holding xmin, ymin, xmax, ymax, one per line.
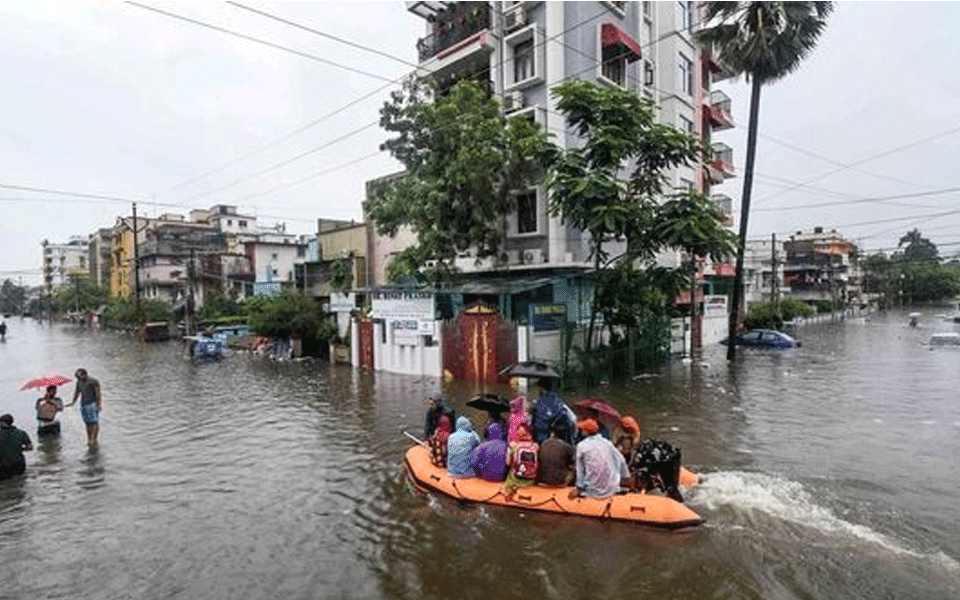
<box><xmin>66</xmin><ymin>368</ymin><xmax>102</xmax><ymax>447</ymax></box>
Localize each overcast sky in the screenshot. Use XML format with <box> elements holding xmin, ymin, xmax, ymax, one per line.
<box><xmin>2</xmin><ymin>1</ymin><xmax>959</xmax><ymax>287</ymax></box>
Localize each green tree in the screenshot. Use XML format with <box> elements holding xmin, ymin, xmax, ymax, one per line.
<box><xmin>54</xmin><ymin>277</ymin><xmax>109</xmax><ymax>314</ymax></box>
<box><xmin>197</xmin><ymin>288</ymin><xmax>242</xmax><ymax>321</ymax></box>
<box><xmin>654</xmin><ymin>191</ymin><xmax>739</xmax><ymax>356</ymax></box>
<box><xmin>247</xmin><ymin>291</ymin><xmax>324</xmax><ymax>340</ymax></box>
<box><xmin>0</xmin><ymin>279</ymin><xmax>27</xmax><ymax>314</ymax></box>
<box><xmin>364</xmin><ymin>77</ymin><xmax>546</xmax><ymax>281</ymax></box>
<box><xmin>540</xmin><ymin>80</ymin><xmax>704</xmax><ymax>351</ymax></box>
<box><xmin>898</xmin><ymin>228</ymin><xmax>939</xmax><ymax>263</ymax></box>
<box><xmin>697</xmin><ymin>1</ymin><xmax>834</xmax><ymax>360</ymax></box>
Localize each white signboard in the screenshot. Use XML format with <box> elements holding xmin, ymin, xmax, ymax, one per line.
<box><xmin>704</xmin><ymin>295</ymin><xmax>727</xmax><ymax>315</ymax></box>
<box><xmin>330</xmin><ymin>292</ymin><xmax>356</xmax><ymax>313</ymax></box>
<box><xmin>371</xmin><ymin>291</ymin><xmax>435</xmax><ymax>321</ymax></box>
<box><xmin>393</xmin><ymin>319</ymin><xmax>421</xmax><ymax>346</ymax></box>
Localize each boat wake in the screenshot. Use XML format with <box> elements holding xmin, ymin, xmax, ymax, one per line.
<box><xmin>690</xmin><ymin>470</ymin><xmax>959</xmax><ymax>572</ymax></box>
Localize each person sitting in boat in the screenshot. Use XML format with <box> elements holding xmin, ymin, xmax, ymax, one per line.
<box><xmin>569</xmin><ymin>418</ymin><xmax>630</xmax><ymax>500</ymax></box>
<box><xmin>446</xmin><ymin>417</ymin><xmax>481</xmax><ymax>478</ymax></box>
<box><xmin>531</xmin><ymin>378</ymin><xmax>571</xmax><ymax>444</ymax></box>
<box><xmin>503</xmin><ymin>422</ymin><xmax>539</xmax><ymax>498</ymax></box>
<box><xmin>482</xmin><ymin>409</ymin><xmax>507</xmax><ymax>442</ymax></box>
<box><xmin>536</xmin><ymin>420</ymin><xmax>575</xmax><ymax>487</ymax></box>
<box><xmin>424</xmin><ymin>396</ymin><xmax>456</xmax><ymax>440</ymax></box>
<box><xmin>469</xmin><ymin>423</ymin><xmax>508</xmax><ymax>482</ymax></box>
<box><xmin>506</xmin><ymin>395</ymin><xmax>528</xmax><ymax>443</ymax></box>
<box><xmin>613</xmin><ymin>416</ymin><xmax>641</xmax><ymax>463</ymax></box>
<box><xmin>429</xmin><ymin>415</ymin><xmax>453</xmax><ymax>468</ymax></box>
<box><xmin>36</xmin><ymin>385</ymin><xmax>64</xmax><ymax>437</ymax></box>
<box><xmin>575</xmin><ymin>408</ymin><xmax>610</xmax><ymax>442</ymax></box>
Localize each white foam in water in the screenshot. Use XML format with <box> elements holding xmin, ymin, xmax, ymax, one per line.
<box><xmin>694</xmin><ymin>471</ymin><xmax>960</xmax><ymax>572</ymax></box>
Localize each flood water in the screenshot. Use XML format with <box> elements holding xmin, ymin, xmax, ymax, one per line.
<box><xmin>1</xmin><ymin>310</ymin><xmax>958</xmax><ymax>600</ymax></box>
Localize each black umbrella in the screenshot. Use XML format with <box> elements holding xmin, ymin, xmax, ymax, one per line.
<box><xmin>466</xmin><ymin>393</ymin><xmax>509</xmax><ymax>413</ymax></box>
<box><xmin>498</xmin><ymin>361</ymin><xmax>560</xmax><ymax>379</ymax></box>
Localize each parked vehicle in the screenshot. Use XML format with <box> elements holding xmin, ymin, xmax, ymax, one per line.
<box><xmin>721</xmin><ymin>329</ymin><xmax>800</xmax><ymax>349</ymax></box>
<box><xmin>929</xmin><ymin>332</ymin><xmax>960</xmax><ymax>347</ymax></box>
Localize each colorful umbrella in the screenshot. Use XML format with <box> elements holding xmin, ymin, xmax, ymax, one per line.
<box><xmin>572</xmin><ymin>398</ymin><xmax>621</xmax><ymax>432</ymax></box>
<box><xmin>20</xmin><ymin>374</ymin><xmax>72</xmax><ymax>391</ymax></box>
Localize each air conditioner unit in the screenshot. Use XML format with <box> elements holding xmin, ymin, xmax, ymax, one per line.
<box><xmin>505</xmin><ymin>6</ymin><xmax>526</xmax><ymax>31</ymax></box>
<box><xmin>504</xmin><ymin>90</ymin><xmax>525</xmax><ymax>113</ymax></box>
<box><xmin>522</xmin><ymin>248</ymin><xmax>544</xmax><ymax>264</ymax></box>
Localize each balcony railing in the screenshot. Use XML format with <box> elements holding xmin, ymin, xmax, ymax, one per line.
<box><xmin>710</xmin><ymin>142</ymin><xmax>735</xmax><ymax>178</ymax></box>
<box><xmin>707</xmin><ymin>90</ymin><xmax>734</xmax><ymax>130</ymax></box>
<box><xmin>416</xmin><ymin>4</ymin><xmax>490</xmax><ymax>62</ymax></box>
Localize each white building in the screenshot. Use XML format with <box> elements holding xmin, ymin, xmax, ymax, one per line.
<box><xmin>41</xmin><ymin>236</ymin><xmax>89</xmax><ymax>291</ymax></box>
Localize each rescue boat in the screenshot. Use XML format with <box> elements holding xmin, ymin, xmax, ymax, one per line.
<box><xmin>404</xmin><ymin>444</ymin><xmax>703</xmax><ymax>529</ymax></box>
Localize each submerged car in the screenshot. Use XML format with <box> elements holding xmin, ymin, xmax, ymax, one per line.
<box><xmin>721</xmin><ymin>329</ymin><xmax>800</xmax><ymax>349</ymax></box>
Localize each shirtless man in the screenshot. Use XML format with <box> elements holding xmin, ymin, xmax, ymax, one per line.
<box><xmin>66</xmin><ymin>368</ymin><xmax>102</xmax><ymax>446</ymax></box>
<box><xmin>36</xmin><ymin>385</ymin><xmax>64</xmax><ymax>437</ymax></box>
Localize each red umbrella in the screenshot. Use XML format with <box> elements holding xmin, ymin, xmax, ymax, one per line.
<box><xmin>20</xmin><ymin>374</ymin><xmax>72</xmax><ymax>391</ymax></box>
<box><xmin>572</xmin><ymin>398</ymin><xmax>621</xmax><ymax>432</ymax></box>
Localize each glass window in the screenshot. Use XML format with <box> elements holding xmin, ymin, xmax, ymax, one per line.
<box><xmin>517</xmin><ymin>191</ymin><xmax>538</xmax><ymax>234</ymax></box>
<box><xmin>676</xmin><ymin>1</ymin><xmax>692</xmax><ymax>30</ymax></box>
<box><xmin>678</xmin><ymin>54</ymin><xmax>693</xmax><ymax>95</ymax></box>
<box><xmin>643</xmin><ymin>1</ymin><xmax>651</xmax><ymax>18</ymax></box>
<box><xmin>678</xmin><ymin>113</ymin><xmax>694</xmax><ymax>134</ymax></box>
<box><xmin>513</xmin><ymin>39</ymin><xmax>534</xmax><ymax>83</ymax></box>
<box><xmin>602</xmin><ymin>55</ymin><xmax>626</xmax><ymax>87</ymax></box>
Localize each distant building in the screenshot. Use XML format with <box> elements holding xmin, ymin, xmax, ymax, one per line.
<box><xmin>88</xmin><ymin>228</ymin><xmax>113</xmax><ymax>291</ymax></box>
<box><xmin>41</xmin><ymin>236</ymin><xmax>89</xmax><ymax>292</ymax></box>
<box><xmin>743</xmin><ymin>237</ymin><xmax>787</xmax><ymax>309</ymax></box>
<box><xmin>783</xmin><ymin>227</ymin><xmax>862</xmax><ymax>307</ymax></box>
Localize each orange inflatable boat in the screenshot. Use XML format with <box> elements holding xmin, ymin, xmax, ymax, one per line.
<box><xmin>404</xmin><ymin>444</ymin><xmax>703</xmax><ymax>529</ymax></box>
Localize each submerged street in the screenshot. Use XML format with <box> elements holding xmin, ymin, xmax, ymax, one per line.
<box><xmin>1</xmin><ymin>311</ymin><xmax>958</xmax><ymax>599</ymax></box>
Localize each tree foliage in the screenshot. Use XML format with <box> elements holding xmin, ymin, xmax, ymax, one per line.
<box><xmin>246</xmin><ymin>291</ymin><xmax>326</xmax><ymax>340</ymax></box>
<box><xmin>0</xmin><ymin>279</ymin><xmax>27</xmax><ymax>314</ymax></box>
<box><xmin>861</xmin><ymin>231</ymin><xmax>960</xmax><ymax>305</ymax></box>
<box><xmin>52</xmin><ymin>278</ymin><xmax>110</xmax><ymax>314</ymax></box>
<box><xmin>364</xmin><ymin>77</ymin><xmax>546</xmax><ymax>277</ymax></box>
<box><xmin>101</xmin><ymin>297</ymin><xmax>172</xmax><ymax>326</ymax></box>
<box><xmin>744</xmin><ymin>297</ymin><xmax>814</xmax><ymax>330</ymax></box>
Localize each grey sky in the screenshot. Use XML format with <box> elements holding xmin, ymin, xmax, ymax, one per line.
<box><xmin>2</xmin><ymin>2</ymin><xmax>959</xmax><ymax>286</ymax></box>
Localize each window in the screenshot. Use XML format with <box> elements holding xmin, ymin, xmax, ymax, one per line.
<box><xmin>227</xmin><ymin>219</ymin><xmax>233</xmax><ymax>226</ymax></box>
<box><xmin>271</xmin><ymin>253</ymin><xmax>278</xmax><ymax>261</ymax></box>
<box><xmin>678</xmin><ymin>113</ymin><xmax>694</xmax><ymax>134</ymax></box>
<box><xmin>602</xmin><ymin>53</ymin><xmax>626</xmax><ymax>87</ymax></box>
<box><xmin>678</xmin><ymin>54</ymin><xmax>694</xmax><ymax>95</ymax></box>
<box><xmin>679</xmin><ymin>178</ymin><xmax>694</xmax><ymax>193</ymax></box>
<box><xmin>516</xmin><ymin>191</ymin><xmax>537</xmax><ymax>234</ymax></box>
<box><xmin>676</xmin><ymin>1</ymin><xmax>693</xmax><ymax>31</ymax></box>
<box><xmin>642</xmin><ymin>1</ymin><xmax>652</xmax><ymax>18</ymax></box>
<box><xmin>513</xmin><ymin>39</ymin><xmax>534</xmax><ymax>83</ymax></box>
<box><xmin>239</xmin><ymin>220</ymin><xmax>247</xmax><ymax>229</ymax></box>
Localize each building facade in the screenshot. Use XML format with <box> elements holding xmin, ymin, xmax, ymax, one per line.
<box><xmin>783</xmin><ymin>227</ymin><xmax>862</xmax><ymax>307</ymax></box>
<box><xmin>88</xmin><ymin>228</ymin><xmax>113</xmax><ymax>291</ymax></box>
<box><xmin>41</xmin><ymin>236</ymin><xmax>89</xmax><ymax>293</ymax></box>
<box><xmin>393</xmin><ymin>1</ymin><xmax>736</xmax><ymax>349</ymax></box>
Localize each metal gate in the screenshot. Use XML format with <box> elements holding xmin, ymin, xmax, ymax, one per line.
<box><xmin>442</xmin><ymin>301</ymin><xmax>517</xmax><ymax>383</ymax></box>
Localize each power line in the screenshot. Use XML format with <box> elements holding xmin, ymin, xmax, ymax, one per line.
<box><xmin>754</xmin><ymin>185</ymin><xmax>960</xmax><ymax>211</ymax></box>
<box><xmin>125</xmin><ymin>2</ymin><xmax>396</xmax><ymax>82</ymax></box>
<box><xmin>753</xmin><ymin>123</ymin><xmax>960</xmax><ymax>205</ymax></box>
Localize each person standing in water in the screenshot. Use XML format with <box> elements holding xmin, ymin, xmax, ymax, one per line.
<box><xmin>66</xmin><ymin>368</ymin><xmax>102</xmax><ymax>446</ymax></box>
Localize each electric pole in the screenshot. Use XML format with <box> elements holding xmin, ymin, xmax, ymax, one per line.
<box><xmin>132</xmin><ymin>202</ymin><xmax>142</xmax><ymax>322</ymax></box>
<box><xmin>771</xmin><ymin>233</ymin><xmax>779</xmax><ymax>326</ymax></box>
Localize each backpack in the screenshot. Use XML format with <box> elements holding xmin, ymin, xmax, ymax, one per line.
<box><xmin>512</xmin><ymin>441</ymin><xmax>539</xmax><ymax>480</ymax></box>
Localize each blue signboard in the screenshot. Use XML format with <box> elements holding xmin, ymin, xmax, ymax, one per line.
<box><xmin>529</xmin><ymin>304</ymin><xmax>567</xmax><ymax>332</ymax></box>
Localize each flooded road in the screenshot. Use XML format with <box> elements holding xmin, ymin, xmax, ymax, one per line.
<box><xmin>0</xmin><ymin>310</ymin><xmax>958</xmax><ymax>599</ymax></box>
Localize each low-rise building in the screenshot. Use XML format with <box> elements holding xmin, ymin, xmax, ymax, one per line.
<box><xmin>783</xmin><ymin>227</ymin><xmax>862</xmax><ymax>307</ymax></box>
<box><xmin>41</xmin><ymin>236</ymin><xmax>89</xmax><ymax>293</ymax></box>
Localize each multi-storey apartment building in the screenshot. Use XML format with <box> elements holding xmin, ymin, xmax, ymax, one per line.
<box><xmin>783</xmin><ymin>227</ymin><xmax>862</xmax><ymax>308</ymax></box>
<box><xmin>393</xmin><ymin>1</ymin><xmax>736</xmax><ymax>344</ymax></box>
<box><xmin>41</xmin><ymin>236</ymin><xmax>89</xmax><ymax>293</ymax></box>
<box><xmin>88</xmin><ymin>228</ymin><xmax>113</xmax><ymax>291</ymax></box>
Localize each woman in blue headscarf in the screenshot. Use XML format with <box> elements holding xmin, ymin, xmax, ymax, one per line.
<box><xmin>469</xmin><ymin>422</ymin><xmax>508</xmax><ymax>482</ymax></box>
<box><xmin>447</xmin><ymin>416</ymin><xmax>481</xmax><ymax>478</ymax></box>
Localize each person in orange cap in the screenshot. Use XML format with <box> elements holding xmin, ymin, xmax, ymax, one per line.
<box><xmin>568</xmin><ymin>418</ymin><xmax>629</xmax><ymax>499</ymax></box>
<box><xmin>613</xmin><ymin>416</ymin><xmax>641</xmax><ymax>464</ymax></box>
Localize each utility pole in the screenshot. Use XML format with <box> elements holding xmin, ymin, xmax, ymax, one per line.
<box><xmin>186</xmin><ymin>247</ymin><xmax>195</xmax><ymax>336</ymax></box>
<box><xmin>771</xmin><ymin>233</ymin><xmax>779</xmax><ymax>325</ymax></box>
<box><xmin>132</xmin><ymin>202</ymin><xmax>142</xmax><ymax>322</ymax></box>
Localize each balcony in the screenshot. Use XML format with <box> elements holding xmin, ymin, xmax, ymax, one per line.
<box><xmin>702</xmin><ymin>45</ymin><xmax>734</xmax><ymax>83</ymax></box>
<box><xmin>711</xmin><ymin>193</ymin><xmax>734</xmax><ymax>226</ymax></box>
<box><xmin>707</xmin><ymin>142</ymin><xmax>735</xmax><ymax>183</ymax></box>
<box><xmin>706</xmin><ymin>90</ymin><xmax>734</xmax><ymax>130</ymax></box>
<box><xmin>415</xmin><ymin>3</ymin><xmax>491</xmax><ymax>63</ymax></box>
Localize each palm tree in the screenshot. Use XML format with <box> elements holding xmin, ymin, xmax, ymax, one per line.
<box><xmin>697</xmin><ymin>2</ymin><xmax>834</xmax><ymax>360</ymax></box>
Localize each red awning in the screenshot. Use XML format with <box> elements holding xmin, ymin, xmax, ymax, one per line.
<box><xmin>601</xmin><ymin>23</ymin><xmax>642</xmax><ymax>62</ymax></box>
